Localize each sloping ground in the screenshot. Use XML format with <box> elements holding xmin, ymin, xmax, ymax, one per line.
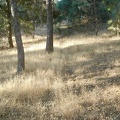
<box><xmin>0</xmin><ymin>35</ymin><xmax>120</xmax><ymax>120</ymax></box>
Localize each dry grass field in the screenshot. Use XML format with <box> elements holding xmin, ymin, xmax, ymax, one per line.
<box><xmin>0</xmin><ymin>34</ymin><xmax>120</xmax><ymax>120</ymax></box>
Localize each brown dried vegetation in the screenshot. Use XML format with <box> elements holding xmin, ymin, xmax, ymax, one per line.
<box><xmin>0</xmin><ymin>34</ymin><xmax>120</xmax><ymax>120</ymax></box>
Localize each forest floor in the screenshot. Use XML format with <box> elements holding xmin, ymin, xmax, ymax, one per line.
<box><xmin>0</xmin><ymin>33</ymin><xmax>120</xmax><ymax>120</ymax></box>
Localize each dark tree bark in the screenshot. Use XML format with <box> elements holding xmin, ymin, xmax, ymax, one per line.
<box><xmin>32</xmin><ymin>19</ymin><xmax>35</xmax><ymax>39</ymax></box>
<box><xmin>11</xmin><ymin>0</ymin><xmax>25</xmax><ymax>74</ymax></box>
<box><xmin>46</xmin><ymin>0</ymin><xmax>54</xmax><ymax>53</ymax></box>
<box><xmin>116</xmin><ymin>20</ymin><xmax>119</xmax><ymax>36</ymax></box>
<box><xmin>6</xmin><ymin>0</ymin><xmax>14</xmax><ymax>48</ymax></box>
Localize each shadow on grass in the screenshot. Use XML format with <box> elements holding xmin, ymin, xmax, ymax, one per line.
<box><xmin>0</xmin><ymin>38</ymin><xmax>120</xmax><ymax>120</ymax></box>
<box><xmin>61</xmin><ymin>39</ymin><xmax>120</xmax><ymax>89</ymax></box>
<box><xmin>0</xmin><ymin>39</ymin><xmax>120</xmax><ymax>84</ymax></box>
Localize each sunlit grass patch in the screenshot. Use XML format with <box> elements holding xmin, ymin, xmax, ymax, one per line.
<box><xmin>0</xmin><ymin>34</ymin><xmax>120</xmax><ymax>119</ymax></box>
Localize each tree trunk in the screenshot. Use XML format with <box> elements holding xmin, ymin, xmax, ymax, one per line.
<box><xmin>116</xmin><ymin>20</ymin><xmax>119</xmax><ymax>36</ymax></box>
<box><xmin>11</xmin><ymin>0</ymin><xmax>25</xmax><ymax>74</ymax></box>
<box><xmin>6</xmin><ymin>0</ymin><xmax>14</xmax><ymax>48</ymax></box>
<box><xmin>46</xmin><ymin>0</ymin><xmax>54</xmax><ymax>53</ymax></box>
<box><xmin>32</xmin><ymin>20</ymin><xmax>35</xmax><ymax>39</ymax></box>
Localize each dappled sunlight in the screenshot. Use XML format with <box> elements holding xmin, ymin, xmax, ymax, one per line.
<box><xmin>0</xmin><ymin>34</ymin><xmax>120</xmax><ymax>119</ymax></box>
<box><xmin>1</xmin><ymin>0</ymin><xmax>120</xmax><ymax>118</ymax></box>
<box><xmin>60</xmin><ymin>36</ymin><xmax>109</xmax><ymax>48</ymax></box>
<box><xmin>25</xmin><ymin>43</ymin><xmax>46</xmax><ymax>51</ymax></box>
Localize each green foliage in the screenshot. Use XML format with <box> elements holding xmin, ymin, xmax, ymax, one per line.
<box><xmin>0</xmin><ymin>0</ymin><xmax>6</xmax><ymax>5</ymax></box>
<box><xmin>103</xmin><ymin>0</ymin><xmax>120</xmax><ymax>32</ymax></box>
<box><xmin>0</xmin><ymin>15</ymin><xmax>7</xmax><ymax>37</ymax></box>
<box><xmin>55</xmin><ymin>0</ymin><xmax>110</xmax><ymax>25</ymax></box>
<box><xmin>18</xmin><ymin>0</ymin><xmax>46</xmax><ymax>34</ymax></box>
<box><xmin>0</xmin><ymin>1</ymin><xmax>7</xmax><ymax>37</ymax></box>
<box><xmin>55</xmin><ymin>0</ymin><xmax>89</xmax><ymax>24</ymax></box>
<box><xmin>0</xmin><ymin>0</ymin><xmax>119</xmax><ymax>38</ymax></box>
<box><xmin>97</xmin><ymin>2</ymin><xmax>110</xmax><ymax>23</ymax></box>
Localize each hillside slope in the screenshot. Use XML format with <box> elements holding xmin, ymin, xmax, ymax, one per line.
<box><xmin>0</xmin><ymin>35</ymin><xmax>120</xmax><ymax>120</ymax></box>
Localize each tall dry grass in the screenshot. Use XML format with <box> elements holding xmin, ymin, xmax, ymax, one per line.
<box><xmin>0</xmin><ymin>34</ymin><xmax>120</xmax><ymax>120</ymax></box>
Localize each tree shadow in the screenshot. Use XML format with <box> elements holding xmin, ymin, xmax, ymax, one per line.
<box><xmin>62</xmin><ymin>39</ymin><xmax>120</xmax><ymax>86</ymax></box>
<box><xmin>0</xmin><ymin>38</ymin><xmax>120</xmax><ymax>85</ymax></box>
<box><xmin>0</xmin><ymin>37</ymin><xmax>120</xmax><ymax>120</ymax></box>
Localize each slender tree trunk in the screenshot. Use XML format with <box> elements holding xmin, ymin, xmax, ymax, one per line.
<box><xmin>6</xmin><ymin>0</ymin><xmax>14</xmax><ymax>48</ymax></box>
<box><xmin>32</xmin><ymin>20</ymin><xmax>35</xmax><ymax>39</ymax></box>
<box><xmin>11</xmin><ymin>0</ymin><xmax>25</xmax><ymax>74</ymax></box>
<box><xmin>116</xmin><ymin>20</ymin><xmax>119</xmax><ymax>36</ymax></box>
<box><xmin>46</xmin><ymin>0</ymin><xmax>54</xmax><ymax>53</ymax></box>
